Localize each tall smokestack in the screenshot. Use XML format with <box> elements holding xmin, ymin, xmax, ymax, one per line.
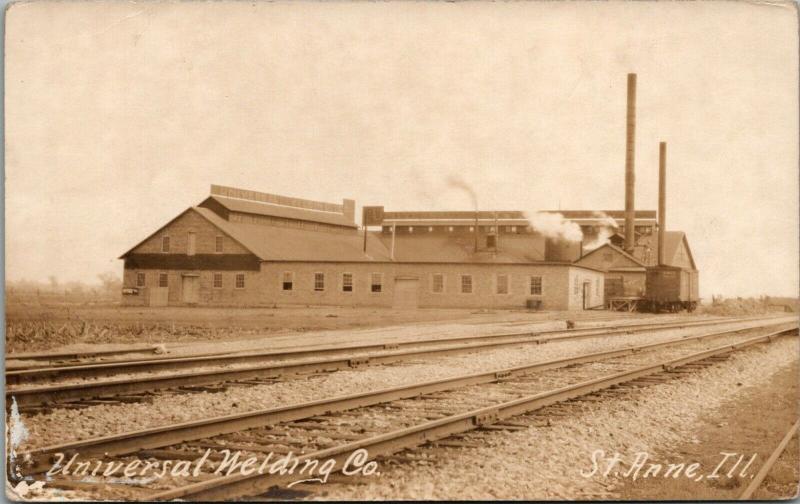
<box><xmin>658</xmin><ymin>141</ymin><xmax>667</xmax><ymax>266</ymax></box>
<box><xmin>474</xmin><ymin>211</ymin><xmax>479</xmax><ymax>252</ymax></box>
<box><xmin>624</xmin><ymin>73</ymin><xmax>637</xmax><ymax>253</ymax></box>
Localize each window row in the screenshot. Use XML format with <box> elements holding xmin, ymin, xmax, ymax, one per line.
<box><xmin>160</xmin><ymin>234</ymin><xmax>226</xmax><ymax>254</ymax></box>
<box><xmin>281</xmin><ymin>272</ymin><xmax>384</xmax><ymax>293</ymax></box>
<box><xmin>277</xmin><ymin>272</ymin><xmax>544</xmax><ymax>296</ymax></box>
<box><xmin>135</xmin><ymin>272</ymin><xmax>246</xmax><ymax>289</ymax></box>
<box><xmin>432</xmin><ymin>274</ymin><xmax>543</xmax><ymax>295</ymax></box>
<box><xmin>383</xmin><ymin>225</ymin><xmax>524</xmax><ymax>234</ymax></box>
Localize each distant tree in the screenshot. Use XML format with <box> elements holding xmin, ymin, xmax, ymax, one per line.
<box><xmin>48</xmin><ymin>275</ymin><xmax>59</xmax><ymax>291</ymax></box>
<box><xmin>97</xmin><ymin>272</ymin><xmax>122</xmax><ymax>297</ymax></box>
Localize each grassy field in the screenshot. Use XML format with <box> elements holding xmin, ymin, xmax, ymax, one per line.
<box><xmin>5</xmin><ymin>299</ymin><xmax>610</xmax><ymax>352</ymax></box>
<box><xmin>4</xmin><ymin>302</ymin><xmax>484</xmax><ymax>351</ymax></box>
<box><xmin>2</xmin><ymin>297</ymin><xmax>664</xmax><ymax>353</ymax></box>
<box><xmin>9</xmin><ymin>294</ymin><xmax>790</xmax><ymax>353</ymax></box>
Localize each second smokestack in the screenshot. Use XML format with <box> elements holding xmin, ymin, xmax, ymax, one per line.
<box><xmin>624</xmin><ymin>73</ymin><xmax>637</xmax><ymax>253</ymax></box>
<box><xmin>658</xmin><ymin>141</ymin><xmax>667</xmax><ymax>266</ymax></box>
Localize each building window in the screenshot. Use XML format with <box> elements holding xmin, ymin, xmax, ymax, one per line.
<box><xmin>496</xmin><ymin>274</ymin><xmax>509</xmax><ymax>295</ymax></box>
<box><xmin>215</xmin><ymin>236</ymin><xmax>224</xmax><ymax>253</ymax></box>
<box><xmin>282</xmin><ymin>272</ymin><xmax>293</xmax><ymax>291</ymax></box>
<box><xmin>574</xmin><ymin>277</ymin><xmax>581</xmax><ymax>295</ymax></box>
<box><xmin>235</xmin><ymin>273</ymin><xmax>245</xmax><ymax>289</ymax></box>
<box><xmin>342</xmin><ymin>273</ymin><xmax>353</xmax><ymax>292</ymax></box>
<box><xmin>371</xmin><ymin>273</ymin><xmax>383</xmax><ymax>293</ymax></box>
<box><xmin>428</xmin><ymin>226</ymin><xmax>433</xmax><ymax>232</ymax></box>
<box><xmin>596</xmin><ymin>278</ymin><xmax>601</xmax><ymax>295</ymax></box>
<box><xmin>487</xmin><ymin>235</ymin><xmax>497</xmax><ymax>248</ymax></box>
<box><xmin>530</xmin><ymin>276</ymin><xmax>542</xmax><ymax>295</ymax></box>
<box><xmin>136</xmin><ymin>272</ymin><xmax>146</xmax><ymax>287</ymax></box>
<box><xmin>161</xmin><ymin>236</ymin><xmax>170</xmax><ymax>253</ymax></box>
<box><xmin>511</xmin><ymin>226</ymin><xmax>517</xmax><ymax>233</ymax></box>
<box><xmin>158</xmin><ymin>273</ymin><xmax>168</xmax><ymax>287</ymax></box>
<box><xmin>213</xmin><ymin>272</ymin><xmax>223</xmax><ymax>289</ymax></box>
<box><xmin>187</xmin><ymin>232</ymin><xmax>196</xmax><ymax>256</ymax></box>
<box><xmin>408</xmin><ymin>226</ymin><xmax>414</xmax><ymax>233</ymax></box>
<box><xmin>469</xmin><ymin>226</ymin><xmax>474</xmax><ymax>232</ymax></box>
<box><xmin>432</xmin><ymin>273</ymin><xmax>444</xmax><ymax>293</ymax></box>
<box><xmin>448</xmin><ymin>226</ymin><xmax>454</xmax><ymax>232</ymax></box>
<box><xmin>314</xmin><ymin>273</ymin><xmax>325</xmax><ymax>291</ymax></box>
<box><xmin>461</xmin><ymin>274</ymin><xmax>473</xmax><ymax>294</ymax></box>
<box><xmin>603</xmin><ymin>252</ymin><xmax>613</xmax><ymax>262</ymax></box>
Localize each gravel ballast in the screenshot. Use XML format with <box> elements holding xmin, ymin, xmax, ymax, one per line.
<box><xmin>318</xmin><ymin>336</ymin><xmax>799</xmax><ymax>500</ymax></box>
<box><xmin>15</xmin><ymin>319</ymin><xmax>786</xmax><ymax>451</ymax></box>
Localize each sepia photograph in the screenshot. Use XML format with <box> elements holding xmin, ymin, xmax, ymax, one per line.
<box><xmin>4</xmin><ymin>0</ymin><xmax>799</xmax><ymax>501</ymax></box>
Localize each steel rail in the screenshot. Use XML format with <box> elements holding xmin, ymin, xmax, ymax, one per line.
<box><xmin>17</xmin><ymin>324</ymin><xmax>796</xmax><ymax>472</ymax></box>
<box><xmin>5</xmin><ymin>315</ymin><xmax>780</xmax><ymax>383</ymax></box>
<box><xmin>738</xmin><ymin>419</ymin><xmax>800</xmax><ymax>500</ymax></box>
<box><xmin>149</xmin><ymin>329</ymin><xmax>792</xmax><ymax>501</ymax></box>
<box><xmin>3</xmin><ymin>315</ymin><xmax>732</xmax><ymax>369</ymax></box>
<box><xmin>6</xmin><ymin>345</ymin><xmax>162</xmax><ymax>363</ymax></box>
<box><xmin>7</xmin><ymin>320</ymin><xmax>794</xmax><ymax>408</ymax></box>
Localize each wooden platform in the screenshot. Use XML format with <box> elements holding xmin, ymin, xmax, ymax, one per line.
<box><xmin>607</xmin><ymin>296</ymin><xmax>643</xmax><ymax>312</ymax></box>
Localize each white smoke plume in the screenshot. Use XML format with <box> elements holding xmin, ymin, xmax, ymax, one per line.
<box><xmin>524</xmin><ymin>211</ymin><xmax>583</xmax><ymax>242</ymax></box>
<box><xmin>582</xmin><ymin>211</ymin><xmax>619</xmax><ymax>251</ymax></box>
<box><xmin>446</xmin><ymin>174</ymin><xmax>479</xmax><ymax>210</ymax></box>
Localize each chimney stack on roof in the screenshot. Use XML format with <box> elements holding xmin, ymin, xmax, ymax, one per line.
<box><xmin>342</xmin><ymin>199</ymin><xmax>355</xmax><ymax>223</ymax></box>
<box><xmin>658</xmin><ymin>141</ymin><xmax>667</xmax><ymax>266</ymax></box>
<box><xmin>624</xmin><ymin>73</ymin><xmax>637</xmax><ymax>253</ymax></box>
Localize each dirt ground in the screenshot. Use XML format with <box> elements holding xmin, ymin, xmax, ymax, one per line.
<box><xmin>4</xmin><ymin>302</ymin><xmax>657</xmax><ymax>352</ymax></box>
<box><xmin>616</xmin><ymin>360</ymin><xmax>800</xmax><ymax>500</ymax></box>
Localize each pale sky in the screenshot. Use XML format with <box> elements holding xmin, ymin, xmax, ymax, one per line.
<box><xmin>5</xmin><ymin>1</ymin><xmax>799</xmax><ymax>298</ymax></box>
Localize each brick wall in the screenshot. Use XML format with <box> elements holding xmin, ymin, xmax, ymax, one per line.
<box><xmin>398</xmin><ymin>264</ymin><xmax>569</xmax><ymax>310</ymax></box>
<box><xmin>122</xmin><ymin>268</ymin><xmax>263</xmax><ymax>306</ymax></box>
<box><xmin>260</xmin><ymin>262</ymin><xmax>395</xmax><ymax>307</ymax></box>
<box><xmin>132</xmin><ymin>209</ymin><xmax>250</xmax><ymax>255</ymax></box>
<box><xmin>261</xmin><ymin>262</ymin><xmax>603</xmax><ymax>311</ymax></box>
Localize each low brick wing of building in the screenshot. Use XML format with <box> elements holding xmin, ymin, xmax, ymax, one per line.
<box><xmin>120</xmin><ymin>185</ymin><xmax>606</xmax><ymax>310</ymax></box>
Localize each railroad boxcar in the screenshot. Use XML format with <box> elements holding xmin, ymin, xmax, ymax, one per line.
<box><xmin>642</xmin><ymin>265</ymin><xmax>699</xmax><ymax>313</ymax></box>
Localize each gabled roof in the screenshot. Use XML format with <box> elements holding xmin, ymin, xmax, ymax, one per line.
<box><xmin>201</xmin><ymin>195</ymin><xmax>357</xmax><ymax>229</ymax></box>
<box><xmin>121</xmin><ymin>206</ymin><xmax>612</xmax><ymax>267</ymax></box>
<box><xmin>119</xmin><ymin>207</ymin><xmax>386</xmax><ymax>261</ymax></box>
<box><xmin>195</xmin><ymin>207</ymin><xmax>390</xmax><ymax>261</ymax></box>
<box><xmin>579</xmin><ymin>242</ymin><xmax>647</xmax><ymax>267</ymax></box>
<box><xmin>118</xmin><ymin>207</ymin><xmax>256</xmax><ymax>259</ymax></box>
<box><xmin>635</xmin><ymin>231</ymin><xmax>697</xmax><ymax>270</ymax></box>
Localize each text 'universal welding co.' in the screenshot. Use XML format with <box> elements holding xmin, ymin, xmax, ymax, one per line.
<box><xmin>42</xmin><ymin>448</ymin><xmax>380</xmax><ymax>487</ymax></box>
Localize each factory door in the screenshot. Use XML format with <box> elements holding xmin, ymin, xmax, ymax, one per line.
<box><xmin>181</xmin><ymin>274</ymin><xmax>200</xmax><ymax>304</ymax></box>
<box><xmin>393</xmin><ymin>277</ymin><xmax>419</xmax><ymax>309</ymax></box>
<box><xmin>582</xmin><ymin>282</ymin><xmax>591</xmax><ymax>310</ymax></box>
<box><xmin>149</xmin><ymin>288</ymin><xmax>168</xmax><ymax>307</ymax></box>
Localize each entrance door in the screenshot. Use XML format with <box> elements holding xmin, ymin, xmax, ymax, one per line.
<box><xmin>149</xmin><ymin>288</ymin><xmax>168</xmax><ymax>307</ymax></box>
<box><xmin>181</xmin><ymin>275</ymin><xmax>200</xmax><ymax>304</ymax></box>
<box><xmin>582</xmin><ymin>282</ymin><xmax>591</xmax><ymax>310</ymax></box>
<box><xmin>393</xmin><ymin>278</ymin><xmax>419</xmax><ymax>309</ymax></box>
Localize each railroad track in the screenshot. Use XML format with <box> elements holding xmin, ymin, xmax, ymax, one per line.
<box><xmin>6</xmin><ymin>317</ymin><xmax>788</xmax><ymax>409</ymax></box>
<box><xmin>6</xmin><ymin>315</ymin><xmax>771</xmax><ymax>374</ymax></box>
<box><xmin>5</xmin><ymin>344</ymin><xmax>164</xmax><ymax>366</ymax></box>
<box><xmin>738</xmin><ymin>419</ymin><xmax>800</xmax><ymax>500</ymax></box>
<box><xmin>14</xmin><ymin>323</ymin><xmax>796</xmax><ymax>500</ymax></box>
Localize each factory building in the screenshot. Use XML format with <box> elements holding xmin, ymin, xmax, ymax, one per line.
<box><xmin>119</xmin><ymin>185</ymin><xmax>607</xmax><ymax>310</ymax></box>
